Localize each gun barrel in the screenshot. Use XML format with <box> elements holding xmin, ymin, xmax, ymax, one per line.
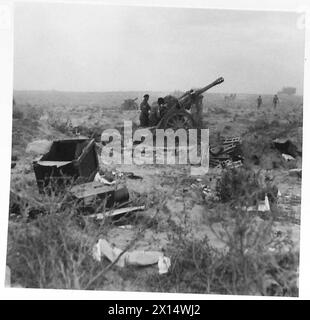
<box><xmin>196</xmin><ymin>77</ymin><xmax>224</xmax><ymax>96</ymax></box>
<box><xmin>178</xmin><ymin>77</ymin><xmax>224</xmax><ymax>101</ymax></box>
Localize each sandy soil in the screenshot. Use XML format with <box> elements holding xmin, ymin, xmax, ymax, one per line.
<box><xmin>9</xmin><ymin>91</ymin><xmax>303</xmax><ymax>290</ymax></box>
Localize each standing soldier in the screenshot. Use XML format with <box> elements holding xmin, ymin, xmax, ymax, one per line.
<box><xmin>273</xmin><ymin>94</ymin><xmax>279</xmax><ymax>109</ymax></box>
<box><xmin>149</xmin><ymin>99</ymin><xmax>161</xmax><ymax>127</ymax></box>
<box><xmin>257</xmin><ymin>95</ymin><xmax>262</xmax><ymax>109</ymax></box>
<box><xmin>158</xmin><ymin>97</ymin><xmax>167</xmax><ymax>119</ymax></box>
<box><xmin>139</xmin><ymin>94</ymin><xmax>150</xmax><ymax>127</ymax></box>
<box><xmin>190</xmin><ymin>92</ymin><xmax>203</xmax><ymax>128</ymax></box>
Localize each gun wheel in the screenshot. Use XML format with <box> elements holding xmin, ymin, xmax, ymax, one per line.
<box><xmin>163</xmin><ymin>111</ymin><xmax>196</xmax><ymax>130</ymax></box>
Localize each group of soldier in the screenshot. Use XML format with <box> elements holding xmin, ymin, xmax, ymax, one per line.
<box><xmin>139</xmin><ymin>92</ymin><xmax>204</xmax><ymax>128</ymax></box>
<box><xmin>257</xmin><ymin>94</ymin><xmax>279</xmax><ymax>110</ymax></box>
<box><xmin>139</xmin><ymin>94</ymin><xmax>168</xmax><ymax>127</ymax></box>
<box><xmin>139</xmin><ymin>92</ymin><xmax>280</xmax><ymax>128</ymax></box>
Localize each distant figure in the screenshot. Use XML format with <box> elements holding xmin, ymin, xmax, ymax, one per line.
<box><xmin>190</xmin><ymin>93</ymin><xmax>203</xmax><ymax>128</ymax></box>
<box><xmin>139</xmin><ymin>94</ymin><xmax>150</xmax><ymax>127</ymax></box>
<box><xmin>224</xmin><ymin>93</ymin><xmax>237</xmax><ymax>103</ymax></box>
<box><xmin>273</xmin><ymin>94</ymin><xmax>279</xmax><ymax>109</ymax></box>
<box><xmin>158</xmin><ymin>97</ymin><xmax>168</xmax><ymax>119</ymax></box>
<box><xmin>257</xmin><ymin>95</ymin><xmax>262</xmax><ymax>109</ymax></box>
<box><xmin>149</xmin><ymin>98</ymin><xmax>162</xmax><ymax>126</ymax></box>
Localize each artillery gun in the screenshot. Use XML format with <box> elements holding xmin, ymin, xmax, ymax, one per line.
<box><xmin>155</xmin><ymin>77</ymin><xmax>224</xmax><ymax>130</ymax></box>
<box><xmin>121</xmin><ymin>97</ymin><xmax>138</xmax><ymax>110</ymax></box>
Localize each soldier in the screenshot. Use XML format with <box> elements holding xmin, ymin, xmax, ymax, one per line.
<box><xmin>190</xmin><ymin>93</ymin><xmax>203</xmax><ymax>128</ymax></box>
<box><xmin>139</xmin><ymin>94</ymin><xmax>150</xmax><ymax>127</ymax></box>
<box><xmin>257</xmin><ymin>95</ymin><xmax>262</xmax><ymax>109</ymax></box>
<box><xmin>273</xmin><ymin>94</ymin><xmax>279</xmax><ymax>109</ymax></box>
<box><xmin>149</xmin><ymin>99</ymin><xmax>161</xmax><ymax>126</ymax></box>
<box><xmin>158</xmin><ymin>97</ymin><xmax>168</xmax><ymax>119</ymax></box>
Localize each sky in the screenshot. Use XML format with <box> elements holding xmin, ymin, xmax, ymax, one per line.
<box><xmin>14</xmin><ymin>3</ymin><xmax>305</xmax><ymax>94</ymax></box>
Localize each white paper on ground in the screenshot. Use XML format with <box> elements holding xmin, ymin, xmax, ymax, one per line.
<box><xmin>92</xmin><ymin>239</ymin><xmax>170</xmax><ymax>273</ymax></box>
<box><xmin>37</xmin><ymin>161</ymin><xmax>71</xmax><ymax>168</ymax></box>
<box><xmin>94</xmin><ymin>172</ymin><xmax>116</xmax><ymax>185</ymax></box>
<box><xmin>158</xmin><ymin>256</ymin><xmax>171</xmax><ymax>274</ymax></box>
<box><xmin>257</xmin><ymin>194</ymin><xmax>270</xmax><ymax>212</ymax></box>
<box><xmin>282</xmin><ymin>153</ymin><xmax>295</xmax><ymax>161</ymax></box>
<box><xmin>89</xmin><ymin>205</ymin><xmax>145</xmax><ymax>220</ymax></box>
<box><xmin>92</xmin><ymin>239</ymin><xmax>125</xmax><ymax>267</ymax></box>
<box><xmin>247</xmin><ymin>194</ymin><xmax>270</xmax><ymax>212</ymax></box>
<box><xmin>126</xmin><ymin>250</ymin><xmax>163</xmax><ymax>266</ymax></box>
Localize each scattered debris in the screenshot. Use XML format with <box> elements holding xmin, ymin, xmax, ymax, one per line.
<box><xmin>92</xmin><ymin>238</ymin><xmax>124</xmax><ymax>266</ymax></box>
<box><xmin>70</xmin><ymin>181</ymin><xmax>129</xmax><ymax>210</ymax></box>
<box><xmin>33</xmin><ymin>138</ymin><xmax>99</xmax><ymax>193</ymax></box>
<box><xmin>247</xmin><ymin>194</ymin><xmax>270</xmax><ymax>212</ymax></box>
<box><xmin>89</xmin><ymin>205</ymin><xmax>145</xmax><ymax>220</ymax></box>
<box><xmin>158</xmin><ymin>256</ymin><xmax>171</xmax><ymax>274</ymax></box>
<box><xmin>222</xmin><ymin>159</ymin><xmax>243</xmax><ymax>169</ymax></box>
<box><xmin>123</xmin><ymin>172</ymin><xmax>143</xmax><ymax>180</ymax></box>
<box><xmin>273</xmin><ymin>138</ymin><xmax>301</xmax><ymax>158</ymax></box>
<box><xmin>282</xmin><ymin>153</ymin><xmax>295</xmax><ymax>161</ymax></box>
<box><xmin>114</xmin><ymin>170</ymin><xmax>143</xmax><ymax>180</ymax></box>
<box><xmin>258</xmin><ymin>194</ymin><xmax>271</xmax><ymax>212</ymax></box>
<box><xmin>101</xmin><ymin>170</ymin><xmax>115</xmax><ymax>182</ymax></box>
<box><xmin>94</xmin><ymin>172</ymin><xmax>116</xmax><ymax>185</ymax></box>
<box><xmin>118</xmin><ymin>225</ymin><xmax>134</xmax><ymax>230</ymax></box>
<box><xmin>92</xmin><ymin>238</ymin><xmax>168</xmax><ymax>272</ymax></box>
<box><xmin>202</xmin><ymin>185</ymin><xmax>219</xmax><ymax>201</ymax></box>
<box><xmin>222</xmin><ymin>136</ymin><xmax>241</xmax><ymax>144</ymax></box>
<box><xmin>210</xmin><ymin>136</ymin><xmax>243</xmax><ymax>168</ymax></box>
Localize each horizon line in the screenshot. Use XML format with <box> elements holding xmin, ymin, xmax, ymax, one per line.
<box><xmin>13</xmin><ymin>89</ymin><xmax>303</xmax><ymax>96</ymax></box>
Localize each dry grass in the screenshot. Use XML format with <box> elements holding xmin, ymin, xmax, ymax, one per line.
<box><xmin>146</xmin><ymin>169</ymin><xmax>299</xmax><ymax>296</ymax></box>
<box><xmin>8</xmin><ymin>93</ymin><xmax>301</xmax><ymax>295</ymax></box>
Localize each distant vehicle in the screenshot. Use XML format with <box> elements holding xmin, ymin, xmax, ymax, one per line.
<box><xmin>121</xmin><ymin>98</ymin><xmax>138</xmax><ymax>110</ymax></box>
<box><xmin>277</xmin><ymin>87</ymin><xmax>296</xmax><ymax>95</ymax></box>
<box><xmin>224</xmin><ymin>93</ymin><xmax>236</xmax><ymax>103</ymax></box>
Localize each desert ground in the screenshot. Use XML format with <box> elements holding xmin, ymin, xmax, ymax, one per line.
<box><xmin>7</xmin><ymin>90</ymin><xmax>302</xmax><ymax>296</ymax></box>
